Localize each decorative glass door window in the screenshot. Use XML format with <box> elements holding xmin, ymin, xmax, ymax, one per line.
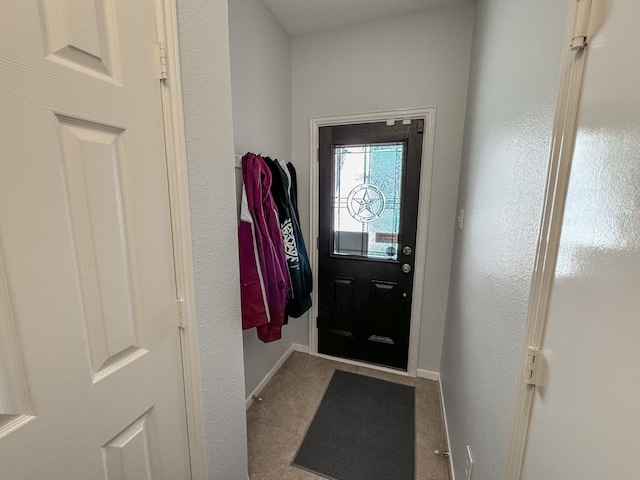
<box><xmin>332</xmin><ymin>142</ymin><xmax>404</xmax><ymax>261</ymax></box>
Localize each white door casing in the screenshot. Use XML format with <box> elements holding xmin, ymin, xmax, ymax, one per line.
<box><xmin>0</xmin><ymin>1</ymin><xmax>191</xmax><ymax>478</ymax></box>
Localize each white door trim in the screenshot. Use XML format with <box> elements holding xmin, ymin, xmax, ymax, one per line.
<box><xmin>155</xmin><ymin>1</ymin><xmax>207</xmax><ymax>478</ymax></box>
<box><xmin>308</xmin><ymin>107</ymin><xmax>437</xmax><ymax>377</ymax></box>
<box><xmin>503</xmin><ymin>1</ymin><xmax>593</xmax><ymax>478</ymax></box>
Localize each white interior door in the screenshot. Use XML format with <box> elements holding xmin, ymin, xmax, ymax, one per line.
<box><xmin>0</xmin><ymin>1</ymin><xmax>191</xmax><ymax>479</ymax></box>
<box><xmin>521</xmin><ymin>1</ymin><xmax>640</xmax><ymax>478</ymax></box>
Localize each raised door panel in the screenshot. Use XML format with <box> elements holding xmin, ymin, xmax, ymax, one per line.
<box><xmin>41</xmin><ymin>0</ymin><xmax>119</xmax><ymax>81</ymax></box>
<box><xmin>369</xmin><ymin>280</ymin><xmax>399</xmax><ymax>341</ymax></box>
<box><xmin>103</xmin><ymin>410</ymin><xmax>159</xmax><ymax>480</ymax></box>
<box><xmin>0</xmin><ymin>250</ymin><xmax>33</xmax><ymax>436</ymax></box>
<box><xmin>330</xmin><ymin>277</ymin><xmax>355</xmax><ymax>332</ymax></box>
<box><xmin>58</xmin><ymin>116</ymin><xmax>146</xmax><ymax>383</ymax></box>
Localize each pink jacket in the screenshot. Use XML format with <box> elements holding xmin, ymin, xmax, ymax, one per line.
<box><xmin>238</xmin><ymin>153</ymin><xmax>291</xmax><ymax>342</ymax></box>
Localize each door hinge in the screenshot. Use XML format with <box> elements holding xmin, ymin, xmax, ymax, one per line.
<box><xmin>524</xmin><ymin>346</ymin><xmax>543</xmax><ymax>385</ymax></box>
<box><xmin>570</xmin><ymin>0</ymin><xmax>592</xmax><ymax>51</ymax></box>
<box><xmin>158</xmin><ymin>41</ymin><xmax>168</xmax><ymax>80</ymax></box>
<box><xmin>177</xmin><ymin>298</ymin><xmax>186</xmax><ymax>329</ymax></box>
<box><xmin>316</xmin><ymin>236</ymin><xmax>319</xmax><ymax>250</ymax></box>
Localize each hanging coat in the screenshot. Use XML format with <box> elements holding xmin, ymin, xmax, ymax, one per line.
<box><xmin>238</xmin><ymin>153</ymin><xmax>291</xmax><ymax>343</ymax></box>
<box><xmin>286</xmin><ymin>161</ymin><xmax>313</xmax><ymax>317</ymax></box>
<box><xmin>264</xmin><ymin>158</ymin><xmax>312</xmax><ymax>319</ymax></box>
<box><xmin>237</xmin><ymin>186</ymin><xmax>269</xmax><ymax>330</ymax></box>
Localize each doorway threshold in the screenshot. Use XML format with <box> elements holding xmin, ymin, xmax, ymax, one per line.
<box><xmin>315</xmin><ymin>353</ymin><xmax>412</xmax><ymax>378</ymax></box>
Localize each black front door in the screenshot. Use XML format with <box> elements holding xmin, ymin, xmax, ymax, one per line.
<box><xmin>318</xmin><ymin>120</ymin><xmax>423</xmax><ymax>370</ymax></box>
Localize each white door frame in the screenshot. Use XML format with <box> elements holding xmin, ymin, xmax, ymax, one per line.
<box><xmin>155</xmin><ymin>1</ymin><xmax>207</xmax><ymax>478</ymax></box>
<box><xmin>503</xmin><ymin>0</ymin><xmax>593</xmax><ymax>477</ymax></box>
<box><xmin>308</xmin><ymin>107</ymin><xmax>436</xmax><ymax>377</ymax></box>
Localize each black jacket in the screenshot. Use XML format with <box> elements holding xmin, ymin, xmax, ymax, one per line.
<box><xmin>264</xmin><ymin>158</ymin><xmax>312</xmax><ymax>319</ymax></box>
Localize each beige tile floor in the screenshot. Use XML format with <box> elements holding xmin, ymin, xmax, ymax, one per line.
<box><xmin>246</xmin><ymin>352</ymin><xmax>451</xmax><ymax>480</ymax></box>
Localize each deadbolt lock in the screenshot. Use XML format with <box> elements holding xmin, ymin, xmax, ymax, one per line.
<box><xmin>401</xmin><ymin>263</ymin><xmax>412</xmax><ymax>274</ymax></box>
<box><xmin>402</xmin><ymin>246</ymin><xmax>412</xmax><ymax>256</ymax></box>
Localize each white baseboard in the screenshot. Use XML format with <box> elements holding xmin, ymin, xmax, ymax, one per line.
<box><xmin>439</xmin><ymin>379</ymin><xmax>455</xmax><ymax>480</ymax></box>
<box><xmin>245</xmin><ymin>343</ymin><xmax>310</xmax><ymax>410</ymax></box>
<box><xmin>292</xmin><ymin>343</ymin><xmax>309</xmax><ymax>353</ymax></box>
<box><xmin>416</xmin><ymin>368</ymin><xmax>440</xmax><ymax>382</ymax></box>
<box><xmin>245</xmin><ymin>344</ymin><xmax>294</xmax><ymax>410</ymax></box>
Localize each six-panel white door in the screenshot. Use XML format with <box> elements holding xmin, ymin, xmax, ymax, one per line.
<box><xmin>0</xmin><ymin>1</ymin><xmax>191</xmax><ymax>478</ymax></box>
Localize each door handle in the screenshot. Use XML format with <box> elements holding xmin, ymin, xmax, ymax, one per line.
<box><xmin>401</xmin><ymin>263</ymin><xmax>412</xmax><ymax>274</ymax></box>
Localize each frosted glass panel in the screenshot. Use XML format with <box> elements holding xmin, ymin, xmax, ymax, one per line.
<box><xmin>332</xmin><ymin>143</ymin><xmax>404</xmax><ymax>261</ymax></box>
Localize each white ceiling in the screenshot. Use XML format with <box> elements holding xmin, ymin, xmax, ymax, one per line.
<box><xmin>262</xmin><ymin>0</ymin><xmax>471</xmax><ymax>36</ymax></box>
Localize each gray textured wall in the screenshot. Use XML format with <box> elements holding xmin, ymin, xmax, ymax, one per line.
<box><xmin>176</xmin><ymin>0</ymin><xmax>248</xmax><ymax>477</ymax></box>
<box><xmin>440</xmin><ymin>0</ymin><xmax>569</xmax><ymax>478</ymax></box>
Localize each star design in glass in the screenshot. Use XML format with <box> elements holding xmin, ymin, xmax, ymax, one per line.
<box><xmin>353</xmin><ymin>189</ymin><xmax>381</xmax><ymax>216</ymax></box>
<box><xmin>346</xmin><ymin>183</ymin><xmax>386</xmax><ymax>223</ymax></box>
